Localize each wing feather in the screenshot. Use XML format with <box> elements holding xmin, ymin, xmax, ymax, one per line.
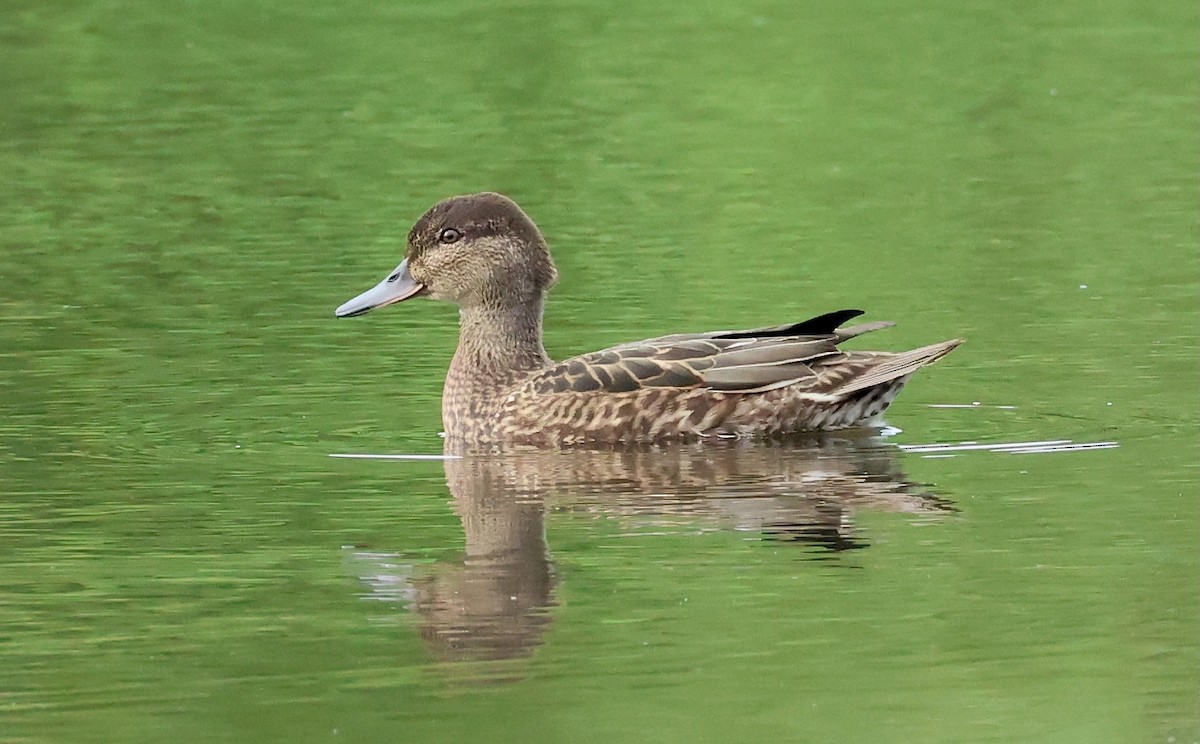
<box><xmin>524</xmin><ymin>309</ymin><xmax>945</xmax><ymax>399</ymax></box>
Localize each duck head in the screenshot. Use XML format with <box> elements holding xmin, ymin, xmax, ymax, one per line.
<box><xmin>335</xmin><ymin>192</ymin><xmax>558</xmax><ymax>317</ymax></box>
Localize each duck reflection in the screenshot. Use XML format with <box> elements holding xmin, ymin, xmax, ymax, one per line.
<box><xmin>346</xmin><ymin>434</ymin><xmax>952</xmax><ymax>665</ymax></box>
<box><xmin>414</xmin><ymin>457</ymin><xmax>556</xmax><ymax>664</ymax></box>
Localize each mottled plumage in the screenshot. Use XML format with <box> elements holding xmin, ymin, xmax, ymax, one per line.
<box><xmin>335</xmin><ymin>192</ymin><xmax>963</xmax><ymax>446</ymax></box>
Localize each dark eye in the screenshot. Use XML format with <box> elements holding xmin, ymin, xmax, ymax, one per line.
<box><xmin>438</xmin><ymin>228</ymin><xmax>462</xmax><ymax>244</ymax></box>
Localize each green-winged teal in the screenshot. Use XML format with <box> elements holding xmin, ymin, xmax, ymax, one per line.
<box><xmin>335</xmin><ymin>192</ymin><xmax>962</xmax><ymax>445</ymax></box>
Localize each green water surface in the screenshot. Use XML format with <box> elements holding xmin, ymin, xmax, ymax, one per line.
<box><xmin>2</xmin><ymin>1</ymin><xmax>1197</xmax><ymax>742</ymax></box>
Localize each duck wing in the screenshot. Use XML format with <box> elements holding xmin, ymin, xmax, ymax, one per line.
<box><xmin>528</xmin><ymin>309</ymin><xmax>898</xmax><ymax>396</ymax></box>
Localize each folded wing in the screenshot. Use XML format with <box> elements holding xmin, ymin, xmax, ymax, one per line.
<box><xmin>526</xmin><ymin>308</ymin><xmax>938</xmax><ymax>398</ymax></box>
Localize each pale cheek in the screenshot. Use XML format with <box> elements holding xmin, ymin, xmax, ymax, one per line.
<box><xmin>421</xmin><ymin>271</ymin><xmax>474</xmax><ymax>303</ymax></box>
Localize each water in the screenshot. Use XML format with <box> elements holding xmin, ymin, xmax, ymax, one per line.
<box><xmin>2</xmin><ymin>1</ymin><xmax>1197</xmax><ymax>742</ymax></box>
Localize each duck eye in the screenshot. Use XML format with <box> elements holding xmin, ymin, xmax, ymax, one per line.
<box><xmin>438</xmin><ymin>228</ymin><xmax>462</xmax><ymax>244</ymax></box>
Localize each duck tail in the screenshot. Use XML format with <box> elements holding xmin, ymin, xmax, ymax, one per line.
<box><xmin>832</xmin><ymin>338</ymin><xmax>964</xmax><ymax>397</ymax></box>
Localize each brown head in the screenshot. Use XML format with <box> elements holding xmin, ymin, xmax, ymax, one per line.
<box><xmin>335</xmin><ymin>192</ymin><xmax>558</xmax><ymax>317</ymax></box>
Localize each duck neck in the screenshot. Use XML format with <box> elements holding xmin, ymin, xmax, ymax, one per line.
<box><xmin>450</xmin><ymin>297</ymin><xmax>552</xmax><ymax>385</ymax></box>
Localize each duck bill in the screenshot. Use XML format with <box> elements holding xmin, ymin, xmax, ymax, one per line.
<box><xmin>335</xmin><ymin>258</ymin><xmax>425</xmax><ymax>318</ymax></box>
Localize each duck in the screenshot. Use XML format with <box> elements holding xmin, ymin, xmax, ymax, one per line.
<box><xmin>335</xmin><ymin>192</ymin><xmax>963</xmax><ymax>446</ymax></box>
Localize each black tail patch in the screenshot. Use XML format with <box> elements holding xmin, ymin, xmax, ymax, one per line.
<box><xmin>716</xmin><ymin>309</ymin><xmax>865</xmax><ymax>340</ymax></box>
